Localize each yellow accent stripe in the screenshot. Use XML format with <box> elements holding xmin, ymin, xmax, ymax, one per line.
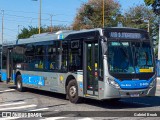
<box><xmin>139</xmin><ymin>69</ymin><xmax>152</xmax><ymax>72</ymax></box>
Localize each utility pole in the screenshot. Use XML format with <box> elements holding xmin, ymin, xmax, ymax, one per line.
<box><xmin>50</xmin><ymin>15</ymin><xmax>53</xmax><ymax>32</ymax></box>
<box><xmin>102</xmin><ymin>0</ymin><xmax>105</xmax><ymax>28</ymax></box>
<box><xmin>18</xmin><ymin>25</ymin><xmax>23</xmax><ymax>38</ymax></box>
<box><xmin>1</xmin><ymin>10</ymin><xmax>4</xmax><ymax>74</ymax></box>
<box><xmin>32</xmin><ymin>0</ymin><xmax>42</xmax><ymax>34</ymax></box>
<box><xmin>147</xmin><ymin>20</ymin><xmax>150</xmax><ymax>33</ymax></box>
<box><xmin>39</xmin><ymin>0</ymin><xmax>42</xmax><ymax>34</ymax></box>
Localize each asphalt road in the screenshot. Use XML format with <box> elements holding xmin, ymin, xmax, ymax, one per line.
<box><xmin>0</xmin><ymin>80</ymin><xmax>160</xmax><ymax>120</ymax></box>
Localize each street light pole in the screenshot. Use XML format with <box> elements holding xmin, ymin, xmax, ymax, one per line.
<box><xmin>39</xmin><ymin>0</ymin><xmax>41</xmax><ymax>34</ymax></box>
<box><xmin>50</xmin><ymin>14</ymin><xmax>53</xmax><ymax>32</ymax></box>
<box><xmin>102</xmin><ymin>0</ymin><xmax>105</xmax><ymax>28</ymax></box>
<box><xmin>147</xmin><ymin>19</ymin><xmax>150</xmax><ymax>33</ymax></box>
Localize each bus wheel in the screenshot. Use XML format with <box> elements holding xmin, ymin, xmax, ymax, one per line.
<box><xmin>16</xmin><ymin>75</ymin><xmax>24</xmax><ymax>92</ymax></box>
<box><xmin>67</xmin><ymin>79</ymin><xmax>81</xmax><ymax>103</ymax></box>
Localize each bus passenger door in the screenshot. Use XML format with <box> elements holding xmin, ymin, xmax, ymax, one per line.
<box><xmin>6</xmin><ymin>48</ymin><xmax>13</xmax><ymax>83</ymax></box>
<box><xmin>83</xmin><ymin>41</ymin><xmax>98</xmax><ymax>96</ymax></box>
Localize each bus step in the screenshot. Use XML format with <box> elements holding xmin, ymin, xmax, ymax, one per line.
<box><xmin>7</xmin><ymin>81</ymin><xmax>14</xmax><ymax>85</ymax></box>
<box><xmin>85</xmin><ymin>94</ymin><xmax>98</xmax><ymax>99</ymax></box>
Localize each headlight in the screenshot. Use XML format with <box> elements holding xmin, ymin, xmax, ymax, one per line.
<box><xmin>149</xmin><ymin>74</ymin><xmax>157</xmax><ymax>87</ymax></box>
<box><xmin>149</xmin><ymin>78</ymin><xmax>156</xmax><ymax>87</ymax></box>
<box><xmin>107</xmin><ymin>77</ymin><xmax>120</xmax><ymax>88</ymax></box>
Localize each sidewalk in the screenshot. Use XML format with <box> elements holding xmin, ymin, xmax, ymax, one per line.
<box><xmin>157</xmin><ymin>77</ymin><xmax>160</xmax><ymax>88</ymax></box>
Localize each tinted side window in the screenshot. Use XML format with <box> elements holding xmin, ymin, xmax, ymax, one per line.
<box><xmin>13</xmin><ymin>45</ymin><xmax>26</xmax><ymax>69</ymax></box>
<box><xmin>69</xmin><ymin>40</ymin><xmax>82</xmax><ymax>71</ymax></box>
<box><xmin>47</xmin><ymin>43</ymin><xmax>58</xmax><ymax>70</ymax></box>
<box><xmin>34</xmin><ymin>45</ymin><xmax>45</xmax><ymax>70</ymax></box>
<box><xmin>2</xmin><ymin>47</ymin><xmax>7</xmax><ymax>69</ymax></box>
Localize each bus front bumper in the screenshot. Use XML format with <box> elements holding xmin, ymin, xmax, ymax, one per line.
<box><xmin>101</xmin><ymin>82</ymin><xmax>156</xmax><ymax>99</ymax></box>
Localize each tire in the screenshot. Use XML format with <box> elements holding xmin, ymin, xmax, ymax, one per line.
<box><xmin>67</xmin><ymin>79</ymin><xmax>81</xmax><ymax>103</ymax></box>
<box><xmin>16</xmin><ymin>75</ymin><xmax>24</xmax><ymax>92</ymax></box>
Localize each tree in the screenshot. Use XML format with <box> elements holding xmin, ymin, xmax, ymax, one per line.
<box><xmin>18</xmin><ymin>25</ymin><xmax>70</xmax><ymax>39</ymax></box>
<box><xmin>144</xmin><ymin>0</ymin><xmax>160</xmax><ymax>15</ymax></box>
<box><xmin>124</xmin><ymin>4</ymin><xmax>154</xmax><ymax>28</ymax></box>
<box><xmin>123</xmin><ymin>4</ymin><xmax>159</xmax><ymax>57</ymax></box>
<box><xmin>72</xmin><ymin>0</ymin><xmax>121</xmax><ymax>30</ymax></box>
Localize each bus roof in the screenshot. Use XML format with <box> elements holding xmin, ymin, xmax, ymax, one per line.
<box><xmin>3</xmin><ymin>28</ymin><xmax>102</xmax><ymax>46</ymax></box>
<box><xmin>2</xmin><ymin>27</ymin><xmax>148</xmax><ymax>46</ymax></box>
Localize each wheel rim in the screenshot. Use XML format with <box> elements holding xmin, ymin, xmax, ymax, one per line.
<box><xmin>17</xmin><ymin>80</ymin><xmax>21</xmax><ymax>89</ymax></box>
<box><xmin>69</xmin><ymin>86</ymin><xmax>76</xmax><ymax>97</ymax></box>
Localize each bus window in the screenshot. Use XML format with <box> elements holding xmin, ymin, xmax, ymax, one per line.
<box><xmin>61</xmin><ymin>41</ymin><xmax>68</xmax><ymax>71</ymax></box>
<box><xmin>48</xmin><ymin>45</ymin><xmax>57</xmax><ymax>70</ymax></box>
<box><xmin>69</xmin><ymin>40</ymin><xmax>82</xmax><ymax>71</ymax></box>
<box><xmin>13</xmin><ymin>46</ymin><xmax>26</xmax><ymax>69</ymax></box>
<box><xmin>35</xmin><ymin>45</ymin><xmax>45</xmax><ymax>69</ymax></box>
<box><xmin>47</xmin><ymin>41</ymin><xmax>62</xmax><ymax>70</ymax></box>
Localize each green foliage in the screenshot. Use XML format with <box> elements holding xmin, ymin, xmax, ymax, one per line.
<box><xmin>144</xmin><ymin>0</ymin><xmax>160</xmax><ymax>15</ymax></box>
<box><xmin>17</xmin><ymin>25</ymin><xmax>70</xmax><ymax>39</ymax></box>
<box><xmin>72</xmin><ymin>0</ymin><xmax>121</xmax><ymax>30</ymax></box>
<box><xmin>124</xmin><ymin>4</ymin><xmax>159</xmax><ymax>57</ymax></box>
<box><xmin>145</xmin><ymin>0</ymin><xmax>155</xmax><ymax>5</ymax></box>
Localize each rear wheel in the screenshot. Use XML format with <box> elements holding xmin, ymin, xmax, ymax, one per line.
<box><xmin>67</xmin><ymin>79</ymin><xmax>81</xmax><ymax>103</ymax></box>
<box><xmin>16</xmin><ymin>75</ymin><xmax>24</xmax><ymax>92</ymax></box>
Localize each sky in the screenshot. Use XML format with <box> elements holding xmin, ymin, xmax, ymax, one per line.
<box><xmin>0</xmin><ymin>0</ymin><xmax>145</xmax><ymax>44</ymax></box>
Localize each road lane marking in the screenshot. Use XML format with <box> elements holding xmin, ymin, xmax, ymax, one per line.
<box><xmin>0</xmin><ymin>104</ymin><xmax>37</xmax><ymax>111</ymax></box>
<box><xmin>78</xmin><ymin>118</ymin><xmax>94</xmax><ymax>120</ymax></box>
<box><xmin>0</xmin><ymin>89</ymin><xmax>15</xmax><ymax>93</ymax></box>
<box><xmin>40</xmin><ymin>117</ymin><xmax>94</xmax><ymax>120</ymax></box>
<box><xmin>0</xmin><ymin>102</ymin><xmax>26</xmax><ymax>107</ymax></box>
<box><xmin>0</xmin><ymin>117</ymin><xmax>19</xmax><ymax>120</ymax></box>
<box><xmin>29</xmin><ymin>108</ymin><xmax>49</xmax><ymax>111</ymax></box>
<box><xmin>40</xmin><ymin>117</ymin><xmax>68</xmax><ymax>120</ymax></box>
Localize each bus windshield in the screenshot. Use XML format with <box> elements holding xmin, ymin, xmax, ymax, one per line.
<box><xmin>107</xmin><ymin>41</ymin><xmax>154</xmax><ymax>74</ymax></box>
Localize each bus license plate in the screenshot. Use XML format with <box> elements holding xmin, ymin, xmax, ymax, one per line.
<box><xmin>130</xmin><ymin>93</ymin><xmax>139</xmax><ymax>97</ymax></box>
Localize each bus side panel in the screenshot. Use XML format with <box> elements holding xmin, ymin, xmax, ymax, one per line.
<box><xmin>1</xmin><ymin>70</ymin><xmax>7</xmax><ymax>81</ymax></box>
<box><xmin>75</xmin><ymin>72</ymin><xmax>84</xmax><ymax>97</ymax></box>
<box><xmin>17</xmin><ymin>70</ymin><xmax>66</xmax><ymax>94</ymax></box>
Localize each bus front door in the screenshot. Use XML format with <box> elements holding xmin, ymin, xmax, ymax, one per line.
<box><xmin>83</xmin><ymin>41</ymin><xmax>98</xmax><ymax>96</ymax></box>
<box><xmin>6</xmin><ymin>48</ymin><xmax>13</xmax><ymax>83</ymax></box>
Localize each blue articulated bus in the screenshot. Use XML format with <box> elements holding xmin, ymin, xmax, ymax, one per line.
<box><xmin>0</xmin><ymin>27</ymin><xmax>156</xmax><ymax>103</ymax></box>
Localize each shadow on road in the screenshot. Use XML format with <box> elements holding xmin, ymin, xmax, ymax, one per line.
<box><xmin>7</xmin><ymin>85</ymin><xmax>160</xmax><ymax>110</ymax></box>
<box><xmin>8</xmin><ymin>86</ymin><xmax>67</xmax><ymax>101</ymax></box>
<box><xmin>82</xmin><ymin>96</ymin><xmax>160</xmax><ymax>109</ymax></box>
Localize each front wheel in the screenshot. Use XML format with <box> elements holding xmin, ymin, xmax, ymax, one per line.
<box><xmin>67</xmin><ymin>79</ymin><xmax>81</xmax><ymax>103</ymax></box>
<box><xmin>16</xmin><ymin>75</ymin><xmax>24</xmax><ymax>92</ymax></box>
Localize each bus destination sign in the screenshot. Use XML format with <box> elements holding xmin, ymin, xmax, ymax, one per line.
<box><xmin>109</xmin><ymin>32</ymin><xmax>146</xmax><ymax>39</ymax></box>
